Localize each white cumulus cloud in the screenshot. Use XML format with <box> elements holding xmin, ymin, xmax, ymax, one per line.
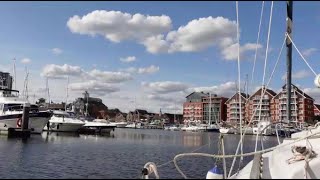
<box><xmin>67</xmin><ymin>12</ymin><xmax>260</xmax><ymax>60</ymax></box>
<box><xmin>302</xmin><ymin>48</ymin><xmax>317</xmax><ymax>57</ymax></box>
<box><xmin>120</xmin><ymin>56</ymin><xmax>136</xmax><ymax>63</ymax></box>
<box><xmin>87</xmin><ymin>69</ymin><xmax>133</xmax><ymax>83</ymax></box>
<box><xmin>41</xmin><ymin>64</ymin><xmax>133</xmax><ymax>84</ymax></box>
<box><xmin>281</xmin><ymin>69</ymin><xmax>312</xmax><ymax>80</ymax></box>
<box><xmin>69</xmin><ymin>80</ymin><xmax>120</xmax><ymax>96</ymax></box>
<box><xmin>187</xmin><ymin>81</ymin><xmax>237</xmax><ymax>97</ymax></box>
<box><xmin>52</xmin><ymin>48</ymin><xmax>63</xmax><ymax>55</ymax></box>
<box><xmin>21</xmin><ymin>58</ymin><xmax>31</xmax><ymax>64</ymax></box>
<box><xmin>138</xmin><ymin>65</ymin><xmax>159</xmax><ymax>74</ymax></box>
<box><xmin>303</xmin><ymin>87</ymin><xmax>320</xmax><ymax>102</ymax></box>
<box><xmin>67</xmin><ymin>10</ymin><xmax>172</xmax><ymax>43</ymax></box>
<box><xmin>41</xmin><ymin>64</ymin><xmax>83</xmax><ymax>78</ymax></box>
<box><xmin>142</xmin><ymin>81</ymin><xmax>190</xmax><ymax>94</ymax></box>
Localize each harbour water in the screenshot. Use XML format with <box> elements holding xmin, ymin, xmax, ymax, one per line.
<box><xmin>0</xmin><ymin>129</ymin><xmax>281</xmax><ymax>179</ymax></box>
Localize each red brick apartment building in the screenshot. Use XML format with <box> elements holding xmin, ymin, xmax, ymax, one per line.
<box><xmin>270</xmin><ymin>84</ymin><xmax>314</xmax><ymax>124</ymax></box>
<box><xmin>183</xmin><ymin>92</ymin><xmax>227</xmax><ymax>124</ymax></box>
<box><xmin>225</xmin><ymin>92</ymin><xmax>249</xmax><ymax>126</ymax></box>
<box><xmin>245</xmin><ymin>86</ymin><xmax>277</xmax><ymax>124</ymax></box>
<box><xmin>202</xmin><ymin>94</ymin><xmax>228</xmax><ymax>124</ymax></box>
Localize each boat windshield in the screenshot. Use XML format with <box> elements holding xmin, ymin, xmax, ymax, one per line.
<box><xmin>53</xmin><ymin>113</ymin><xmax>70</xmax><ymax>118</ymax></box>
<box><xmin>3</xmin><ymin>103</ymin><xmax>23</xmax><ymax>111</ymax></box>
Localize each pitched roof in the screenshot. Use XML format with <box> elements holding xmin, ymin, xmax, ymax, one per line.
<box><xmin>265</xmin><ymin>89</ymin><xmax>277</xmax><ymax>96</ymax></box>
<box><xmin>248</xmin><ymin>86</ymin><xmax>276</xmax><ymax>100</ymax></box>
<box><xmin>225</xmin><ymin>92</ymin><xmax>249</xmax><ymax>103</ymax></box>
<box><xmin>281</xmin><ymin>84</ymin><xmax>313</xmax><ymax>100</ymax></box>
<box><xmin>185</xmin><ymin>91</ymin><xmax>209</xmax><ymax>98</ymax></box>
<box><xmin>314</xmin><ymin>104</ymin><xmax>320</xmax><ymax>111</ymax></box>
<box><xmin>135</xmin><ymin>109</ymin><xmax>148</xmax><ymax>115</ymax></box>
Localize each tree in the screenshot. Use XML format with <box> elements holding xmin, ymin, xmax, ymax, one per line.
<box><xmin>37</xmin><ymin>98</ymin><xmax>46</xmax><ymax>104</ymax></box>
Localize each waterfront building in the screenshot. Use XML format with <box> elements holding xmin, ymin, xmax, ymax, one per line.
<box><xmin>183</xmin><ymin>92</ymin><xmax>208</xmax><ymax>123</ymax></box>
<box><xmin>270</xmin><ymin>84</ymin><xmax>314</xmax><ymax>125</ymax></box>
<box><xmin>246</xmin><ymin>86</ymin><xmax>276</xmax><ymax>124</ymax></box>
<box><xmin>202</xmin><ymin>94</ymin><xmax>228</xmax><ymax>124</ymax></box>
<box><xmin>225</xmin><ymin>93</ymin><xmax>249</xmax><ymax>126</ymax></box>
<box><xmin>183</xmin><ymin>92</ymin><xmax>228</xmax><ymax>124</ymax></box>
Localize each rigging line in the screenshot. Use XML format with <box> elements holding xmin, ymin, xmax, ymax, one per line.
<box><xmin>236</xmin><ymin>0</ymin><xmax>243</xmax><ymax>160</ymax></box>
<box><xmin>250</xmin><ymin>1</ymin><xmax>265</xmax><ymax>94</ymax></box>
<box><xmin>266</xmin><ymin>34</ymin><xmax>287</xmax><ymax>87</ymax></box>
<box><xmin>285</xmin><ymin>33</ymin><xmax>318</xmax><ymax>76</ymax></box>
<box><xmin>228</xmin><ymin>33</ymin><xmax>286</xmax><ymax>178</ymax></box>
<box><xmin>157</xmin><ymin>141</ymin><xmax>212</xmax><ymax>168</ymax></box>
<box><xmin>174</xmin><ymin>130</ymin><xmax>320</xmax><ymax>179</ymax></box>
<box><xmin>255</xmin><ymin>1</ymin><xmax>274</xmax><ymax>152</ymax></box>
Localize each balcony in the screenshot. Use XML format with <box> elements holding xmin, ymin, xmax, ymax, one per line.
<box><xmin>279</xmin><ymin>101</ymin><xmax>298</xmax><ymax>105</ymax></box>
<box><xmin>279</xmin><ymin>94</ymin><xmax>298</xmax><ymax>99</ymax></box>
<box><xmin>252</xmin><ymin>101</ymin><xmax>269</xmax><ymax>105</ymax></box>
<box><xmin>253</xmin><ymin>95</ymin><xmax>269</xmax><ymax>100</ymax></box>
<box><xmin>230</xmin><ymin>102</ymin><xmax>246</xmax><ymax>106</ymax></box>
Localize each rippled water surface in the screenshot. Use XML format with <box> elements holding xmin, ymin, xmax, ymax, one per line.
<box><xmin>0</xmin><ymin>128</ymin><xmax>281</xmax><ymax>179</ymax></box>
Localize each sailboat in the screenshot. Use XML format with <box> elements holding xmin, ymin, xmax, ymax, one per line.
<box><xmin>229</xmin><ymin>1</ymin><xmax>320</xmax><ymax>178</ymax></box>
<box><xmin>141</xmin><ymin>1</ymin><xmax>320</xmax><ymax>179</ymax></box>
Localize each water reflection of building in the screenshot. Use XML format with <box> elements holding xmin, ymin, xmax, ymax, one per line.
<box><xmin>183</xmin><ymin>134</ymin><xmax>201</xmax><ymax>147</ymax></box>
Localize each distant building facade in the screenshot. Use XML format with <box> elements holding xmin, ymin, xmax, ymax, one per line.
<box><xmin>0</xmin><ymin>71</ymin><xmax>13</xmax><ymax>90</ymax></box>
<box><xmin>246</xmin><ymin>86</ymin><xmax>276</xmax><ymax>124</ymax></box>
<box><xmin>183</xmin><ymin>92</ymin><xmax>228</xmax><ymax>124</ymax></box>
<box><xmin>270</xmin><ymin>84</ymin><xmax>314</xmax><ymax>125</ymax></box>
<box><xmin>225</xmin><ymin>93</ymin><xmax>249</xmax><ymax>126</ymax></box>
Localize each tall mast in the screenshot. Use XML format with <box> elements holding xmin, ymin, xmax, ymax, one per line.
<box><xmin>46</xmin><ymin>77</ymin><xmax>51</xmax><ymax>105</ymax></box>
<box><xmin>13</xmin><ymin>58</ymin><xmax>16</xmax><ymax>90</ymax></box>
<box><xmin>85</xmin><ymin>91</ymin><xmax>89</xmax><ymax>117</ymax></box>
<box><xmin>209</xmin><ymin>93</ymin><xmax>211</xmax><ymax>125</ymax></box>
<box><xmin>286</xmin><ymin>1</ymin><xmax>293</xmax><ymax>124</ymax></box>
<box><xmin>65</xmin><ymin>76</ymin><xmax>69</xmax><ymax>111</ymax></box>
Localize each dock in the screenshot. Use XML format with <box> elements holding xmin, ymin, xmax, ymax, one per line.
<box><xmin>0</xmin><ymin>127</ymin><xmax>31</xmax><ymax>138</ymax></box>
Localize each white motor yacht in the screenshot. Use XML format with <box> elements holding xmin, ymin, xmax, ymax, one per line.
<box><xmin>219</xmin><ymin>127</ymin><xmax>236</xmax><ymax>134</ymax></box>
<box><xmin>109</xmin><ymin>121</ymin><xmax>128</xmax><ymax>128</ymax></box>
<box><xmin>79</xmin><ymin>118</ymin><xmax>116</xmax><ymax>134</ymax></box>
<box><xmin>44</xmin><ymin>110</ymin><xmax>85</xmax><ymax>132</ymax></box>
<box><xmin>0</xmin><ymin>89</ymin><xmax>52</xmax><ymax>134</ymax></box>
<box><xmin>125</xmin><ymin>122</ymin><xmax>142</xmax><ymax>129</ymax></box>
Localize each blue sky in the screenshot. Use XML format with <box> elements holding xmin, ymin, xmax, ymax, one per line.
<box><xmin>0</xmin><ymin>1</ymin><xmax>320</xmax><ymax>113</ymax></box>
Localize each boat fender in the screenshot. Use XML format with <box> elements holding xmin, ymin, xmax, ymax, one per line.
<box><xmin>16</xmin><ymin>118</ymin><xmax>22</xmax><ymax>128</ymax></box>
<box><xmin>141</xmin><ymin>168</ymin><xmax>149</xmax><ymax>179</ymax></box>
<box><xmin>314</xmin><ymin>74</ymin><xmax>320</xmax><ymax>88</ymax></box>
<box><xmin>50</xmin><ymin>123</ymin><xmax>56</xmax><ymax>128</ymax></box>
<box><xmin>206</xmin><ymin>165</ymin><xmax>223</xmax><ymax>179</ymax></box>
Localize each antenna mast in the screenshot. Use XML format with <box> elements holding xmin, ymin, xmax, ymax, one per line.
<box><xmin>13</xmin><ymin>58</ymin><xmax>16</xmax><ymax>90</ymax></box>
<box><xmin>46</xmin><ymin>77</ymin><xmax>51</xmax><ymax>105</ymax></box>
<box><xmin>286</xmin><ymin>1</ymin><xmax>293</xmax><ymax>124</ymax></box>
<box><xmin>65</xmin><ymin>76</ymin><xmax>69</xmax><ymax>111</ymax></box>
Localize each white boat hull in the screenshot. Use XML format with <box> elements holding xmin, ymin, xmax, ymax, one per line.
<box><xmin>116</xmin><ymin>124</ymin><xmax>127</xmax><ymax>128</ymax></box>
<box><xmin>0</xmin><ymin>112</ymin><xmax>51</xmax><ymax>134</ymax></box>
<box><xmin>109</xmin><ymin>122</ymin><xmax>128</xmax><ymax>128</ymax></box>
<box><xmin>44</xmin><ymin>122</ymin><xmax>84</xmax><ymax>132</ymax></box>
<box><xmin>219</xmin><ymin>128</ymin><xmax>230</xmax><ymax>134</ymax></box>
